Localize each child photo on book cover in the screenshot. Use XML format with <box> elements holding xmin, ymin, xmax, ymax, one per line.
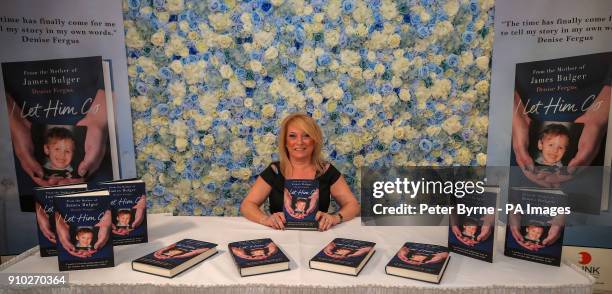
<box><xmin>111</xmin><ymin>194</ymin><xmax>146</xmax><ymax>236</ymax></box>
<box><xmin>152</xmin><ymin>243</ymin><xmax>211</xmax><ymax>260</ymax></box>
<box><xmin>507</xmin><ymin>213</ymin><xmax>564</xmax><ymax>253</ymax></box>
<box><xmin>323</xmin><ymin>241</ymin><xmax>373</xmax><ymax>260</ymax></box>
<box><xmin>397</xmin><ymin>245</ymin><xmax>449</xmax><ymax>266</ymax></box>
<box><xmin>31</xmin><ymin>124</ymin><xmax>86</xmax><ymax>180</ymax></box>
<box><xmin>230</xmin><ymin>241</ymin><xmax>278</xmax><ymax>261</ymax></box>
<box><xmin>527</xmin><ymin>121</ymin><xmax>582</xmax><ymax>174</ymax></box>
<box><xmin>55</xmin><ymin>210</ymin><xmax>111</xmax><ymax>259</ymax></box>
<box><xmin>449</xmin><ymin>214</ymin><xmax>494</xmax><ymax>248</ymax></box>
<box><xmin>284</xmin><ymin>188</ymin><xmax>319</xmax><ymax>220</ymax></box>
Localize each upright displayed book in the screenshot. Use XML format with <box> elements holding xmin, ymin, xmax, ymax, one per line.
<box><xmin>99</xmin><ymin>178</ymin><xmax>148</xmax><ymax>245</ymax></box>
<box><xmin>53</xmin><ymin>189</ymin><xmax>114</xmax><ymax>271</ymax></box>
<box><xmin>504</xmin><ymin>187</ymin><xmax>567</xmax><ymax>266</ymax></box>
<box><xmin>510</xmin><ymin>52</ymin><xmax>612</xmax><ymax>213</ymax></box>
<box><xmin>284</xmin><ymin>179</ymin><xmax>319</xmax><ymax>230</ymax></box>
<box><xmin>309</xmin><ymin>238</ymin><xmax>375</xmax><ymax>276</ymax></box>
<box><xmin>1</xmin><ymin>56</ymin><xmax>119</xmax><ymax>212</ymax></box>
<box><xmin>132</xmin><ymin>239</ymin><xmax>218</xmax><ymax>278</ymax></box>
<box><xmin>228</xmin><ymin>238</ymin><xmax>290</xmax><ymax>277</ymax></box>
<box><xmin>448</xmin><ymin>186</ymin><xmax>499</xmax><ymax>262</ymax></box>
<box><xmin>34</xmin><ymin>183</ymin><xmax>88</xmax><ymax>257</ymax></box>
<box><xmin>385</xmin><ymin>242</ymin><xmax>450</xmax><ymax>284</ymax></box>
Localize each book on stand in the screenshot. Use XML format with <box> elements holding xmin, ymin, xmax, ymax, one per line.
<box><xmin>98</xmin><ymin>178</ymin><xmax>148</xmax><ymax>245</ymax></box>
<box><xmin>53</xmin><ymin>189</ymin><xmax>114</xmax><ymax>271</ymax></box>
<box><xmin>448</xmin><ymin>186</ymin><xmax>499</xmax><ymax>262</ymax></box>
<box><xmin>34</xmin><ymin>183</ymin><xmax>88</xmax><ymax>257</ymax></box>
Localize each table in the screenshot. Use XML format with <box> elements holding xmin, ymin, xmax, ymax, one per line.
<box><xmin>1</xmin><ymin>214</ymin><xmax>594</xmax><ymax>294</ymax></box>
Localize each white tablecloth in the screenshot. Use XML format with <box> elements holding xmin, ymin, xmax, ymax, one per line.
<box><xmin>1</xmin><ymin>214</ymin><xmax>593</xmax><ymax>294</ymax></box>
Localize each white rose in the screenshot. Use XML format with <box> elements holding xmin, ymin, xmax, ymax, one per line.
<box><xmin>264</xmin><ymin>46</ymin><xmax>278</xmax><ymax>60</ymax></box>
<box><xmin>208</xmin><ymin>13</ymin><xmax>231</xmax><ymax>32</ymax></box>
<box><xmin>125</xmin><ymin>27</ymin><xmax>145</xmax><ymax>49</ymax></box>
<box><xmin>442</xmin><ymin>115</ymin><xmax>462</xmax><ymax>135</ymax></box>
<box><xmin>175</xmin><ymin>137</ymin><xmax>188</xmax><ymax>152</ymax></box>
<box><xmin>262</xmin><ymin>104</ymin><xmax>276</xmax><ymax>117</ymax></box>
<box><xmin>137</xmin><ymin>56</ymin><xmax>158</xmax><ymax>76</ymax></box>
<box><xmin>324</xmin><ymin>29</ymin><xmax>340</xmax><ymax>47</ymax></box>
<box><xmin>166</xmin><ymin>0</ymin><xmax>184</xmax><ymax>13</ymax></box>
<box><xmin>219</xmin><ymin>64</ymin><xmax>233</xmax><ymax>79</ymax></box>
<box><xmin>169</xmin><ymin>60</ymin><xmax>183</xmax><ymax>74</ymax></box>
<box><xmin>475</xmin><ymin>80</ymin><xmax>490</xmax><ymax>95</ymax></box>
<box><xmin>399</xmin><ymin>88</ymin><xmax>411</xmax><ymax>101</ymax></box>
<box><xmin>475</xmin><ymin>55</ymin><xmax>490</xmax><ymax>71</ymax></box>
<box><xmin>379</xmin><ymin>126</ymin><xmax>394</xmax><ymax>144</ymax></box>
<box><xmin>340</xmin><ymin>50</ymin><xmax>360</xmax><ymax>66</ymax></box>
<box><xmin>325</xmin><ymin>0</ymin><xmax>341</xmax><ymax>20</ymax></box>
<box><xmin>183</xmin><ymin>61</ymin><xmax>206</xmax><ymax>85</ymax></box>
<box><xmin>254</xmin><ymin>30</ymin><xmax>275</xmax><ymax>48</ymax></box>
<box><xmin>444</xmin><ymin>0</ymin><xmax>459</xmax><ymax>17</ymax></box>
<box><xmin>132</xmin><ymin>95</ymin><xmax>151</xmax><ymax>112</ymax></box>
<box><xmin>298</xmin><ymin>48</ymin><xmax>316</xmax><ymax>72</ymax></box>
<box><xmin>477</xmin><ymin>153</ymin><xmax>487</xmax><ymax>166</ymax></box>
<box><xmin>380</xmin><ymin>0</ymin><xmax>398</xmax><ymax>20</ymax></box>
<box><xmin>431</xmin><ymin>79</ymin><xmax>451</xmax><ymax>98</ymax></box>
<box><xmin>271</xmin><ymin>0</ymin><xmax>284</xmax><ymax>6</ymax></box>
<box><xmin>250</xmin><ymin>60</ymin><xmax>263</xmax><ymax>72</ymax></box>
<box><xmin>168</xmin><ymin>80</ymin><xmax>186</xmax><ymax>103</ymax></box>
<box><xmin>150</xmin><ymin>30</ymin><xmax>166</xmax><ymax>46</ymax></box>
<box><xmin>456</xmin><ymin>148</ymin><xmax>472</xmax><ymax>165</ymax></box>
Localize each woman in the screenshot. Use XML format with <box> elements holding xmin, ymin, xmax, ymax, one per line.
<box><xmin>240</xmin><ymin>113</ymin><xmax>360</xmax><ymax>231</ymax></box>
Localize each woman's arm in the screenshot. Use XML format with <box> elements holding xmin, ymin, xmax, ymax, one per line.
<box><xmin>330</xmin><ymin>176</ymin><xmax>360</xmax><ymax>222</ymax></box>
<box><xmin>240</xmin><ymin>176</ymin><xmax>286</xmax><ymax>229</ymax></box>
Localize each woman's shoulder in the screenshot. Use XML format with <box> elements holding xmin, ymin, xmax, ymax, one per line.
<box><xmin>320</xmin><ymin>161</ymin><xmax>341</xmax><ymax>182</ymax></box>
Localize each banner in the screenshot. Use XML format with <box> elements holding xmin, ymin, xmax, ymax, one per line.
<box><xmin>0</xmin><ymin>0</ymin><xmax>135</xmax><ymax>254</ymax></box>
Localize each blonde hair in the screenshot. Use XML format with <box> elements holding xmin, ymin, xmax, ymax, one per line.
<box><xmin>278</xmin><ymin>113</ymin><xmax>326</xmax><ymax>176</ymax></box>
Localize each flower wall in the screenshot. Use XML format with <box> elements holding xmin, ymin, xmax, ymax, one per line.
<box><xmin>123</xmin><ymin>0</ymin><xmax>494</xmax><ymax>215</ymax></box>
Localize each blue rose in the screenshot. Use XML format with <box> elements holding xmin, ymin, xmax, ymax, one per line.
<box><xmin>342</xmin><ymin>0</ymin><xmax>355</xmax><ymax>13</ymax></box>
<box><xmin>419</xmin><ymin>138</ymin><xmax>433</xmax><ymax>153</ymax></box>
<box><xmin>462</xmin><ymin>31</ymin><xmax>475</xmax><ymax>44</ymax></box>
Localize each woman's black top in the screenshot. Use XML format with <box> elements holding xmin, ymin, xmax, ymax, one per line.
<box><xmin>259</xmin><ymin>162</ymin><xmax>342</xmax><ymax>214</ymax></box>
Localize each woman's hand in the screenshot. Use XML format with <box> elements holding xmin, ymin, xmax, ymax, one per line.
<box><xmin>261</xmin><ymin>212</ymin><xmax>286</xmax><ymax>230</ymax></box>
<box><xmin>316</xmin><ymin>212</ymin><xmax>340</xmax><ymax>231</ymax></box>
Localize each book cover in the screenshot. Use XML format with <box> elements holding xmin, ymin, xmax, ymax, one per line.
<box><xmin>284</xmin><ymin>179</ymin><xmax>319</xmax><ymax>229</ymax></box>
<box><xmin>228</xmin><ymin>238</ymin><xmax>289</xmax><ymax>276</ymax></box>
<box><xmin>510</xmin><ymin>52</ymin><xmax>612</xmax><ymax>213</ymax></box>
<box><xmin>132</xmin><ymin>239</ymin><xmax>217</xmax><ymax>278</ymax></box>
<box><xmin>309</xmin><ymin>238</ymin><xmax>375</xmax><ymax>275</ymax></box>
<box><xmin>310</xmin><ymin>238</ymin><xmax>375</xmax><ymax>268</ymax></box>
<box><xmin>53</xmin><ymin>190</ymin><xmax>114</xmax><ymax>271</ymax></box>
<box><xmin>448</xmin><ymin>186</ymin><xmax>498</xmax><ymax>262</ymax></box>
<box><xmin>2</xmin><ymin>56</ymin><xmax>118</xmax><ymax>212</ymax></box>
<box><xmin>99</xmin><ymin>179</ymin><xmax>148</xmax><ymax>245</ymax></box>
<box><xmin>385</xmin><ymin>242</ymin><xmax>450</xmax><ymax>283</ymax></box>
<box><xmin>504</xmin><ymin>188</ymin><xmax>566</xmax><ymax>266</ymax></box>
<box><xmin>34</xmin><ymin>183</ymin><xmax>87</xmax><ymax>257</ymax></box>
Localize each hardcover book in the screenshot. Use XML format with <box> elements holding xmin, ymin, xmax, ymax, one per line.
<box><xmin>284</xmin><ymin>179</ymin><xmax>319</xmax><ymax>230</ymax></box>
<box><xmin>510</xmin><ymin>52</ymin><xmax>612</xmax><ymax>213</ymax></box>
<box><xmin>309</xmin><ymin>238</ymin><xmax>375</xmax><ymax>276</ymax></box>
<box><xmin>228</xmin><ymin>238</ymin><xmax>290</xmax><ymax>277</ymax></box>
<box><xmin>53</xmin><ymin>189</ymin><xmax>114</xmax><ymax>271</ymax></box>
<box><xmin>504</xmin><ymin>187</ymin><xmax>566</xmax><ymax>266</ymax></box>
<box><xmin>99</xmin><ymin>178</ymin><xmax>148</xmax><ymax>245</ymax></box>
<box><xmin>2</xmin><ymin>56</ymin><xmax>119</xmax><ymax>212</ymax></box>
<box><xmin>448</xmin><ymin>186</ymin><xmax>499</xmax><ymax>262</ymax></box>
<box><xmin>132</xmin><ymin>239</ymin><xmax>218</xmax><ymax>278</ymax></box>
<box><xmin>385</xmin><ymin>242</ymin><xmax>450</xmax><ymax>284</ymax></box>
<box><xmin>34</xmin><ymin>183</ymin><xmax>88</xmax><ymax>257</ymax></box>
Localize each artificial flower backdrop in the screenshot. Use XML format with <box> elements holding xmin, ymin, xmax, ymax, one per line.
<box><xmin>123</xmin><ymin>0</ymin><xmax>494</xmax><ymax>215</ymax></box>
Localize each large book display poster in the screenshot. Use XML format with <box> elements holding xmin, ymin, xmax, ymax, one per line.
<box><xmin>0</xmin><ymin>0</ymin><xmax>134</xmax><ymax>255</ymax></box>
<box><xmin>510</xmin><ymin>53</ymin><xmax>612</xmax><ymax>213</ymax></box>
<box><xmin>2</xmin><ymin>57</ymin><xmax>118</xmax><ymax>211</ymax></box>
